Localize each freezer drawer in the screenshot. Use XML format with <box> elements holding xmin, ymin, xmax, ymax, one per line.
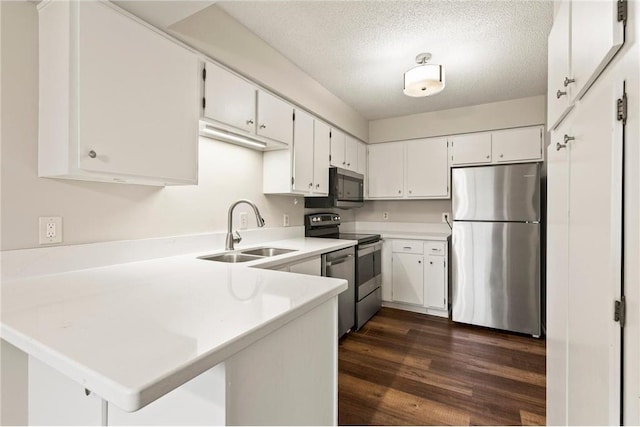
<box><xmin>452</xmin><ymin>221</ymin><xmax>541</xmax><ymax>336</ymax></box>
<box><xmin>452</xmin><ymin>163</ymin><xmax>541</xmax><ymax>222</ymax></box>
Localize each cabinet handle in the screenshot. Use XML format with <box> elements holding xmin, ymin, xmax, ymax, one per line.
<box><xmin>316</xmin><ymin>184</ymin><xmax>320</xmax><ymax>189</ymax></box>
<box><xmin>430</xmin><ymin>261</ymin><xmax>433</xmax><ymax>265</ymax></box>
<box><xmin>398</xmin><ymin>190</ymin><xmax>402</xmax><ymax>194</ymax></box>
<box><xmin>556</xmin><ymin>142</ymin><xmax>567</xmax><ymax>151</ymax></box>
<box><xmin>403</xmin><ymin>246</ymin><xmax>412</xmax><ymax>250</ymax></box>
<box><xmin>259</xmin><ymin>124</ymin><xmax>267</xmax><ymax>129</ymax></box>
<box><xmin>342</xmin><ymin>161</ymin><xmax>346</xmax><ymax>165</ymax></box>
<box><xmin>485</xmin><ymin>155</ymin><xmax>490</xmax><ymax>159</ymax></box>
<box><xmin>246</xmin><ymin>119</ymin><xmax>254</xmax><ymax>125</ymax></box>
<box><xmin>564</xmin><ymin>134</ymin><xmax>575</xmax><ymax>143</ymax></box>
<box><xmin>408</xmin><ymin>190</ymin><xmax>412</xmax><ymax>194</ymax></box>
<box><xmin>347</xmin><ymin>163</ymin><xmax>351</xmax><ymax>167</ymax></box>
<box><xmin>564</xmin><ymin>77</ymin><xmax>575</xmax><ymax>87</ymax></box>
<box><xmin>556</xmin><ymin>89</ymin><xmax>567</xmax><ymax>99</ymax></box>
<box><xmin>309</xmin><ymin>183</ymin><xmax>313</xmax><ymax>188</ymax></box>
<box><xmin>88</xmin><ymin>150</ymin><xmax>97</xmax><ymax>158</ymax></box>
<box><xmin>418</xmin><ymin>260</ymin><xmax>422</xmax><ymax>264</ymax></box>
<box><xmin>499</xmin><ymin>154</ymin><xmax>503</xmax><ymax>158</ymax></box>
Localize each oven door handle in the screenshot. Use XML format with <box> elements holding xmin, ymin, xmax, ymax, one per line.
<box><xmin>358</xmin><ymin>242</ymin><xmax>382</xmax><ymax>257</ymax></box>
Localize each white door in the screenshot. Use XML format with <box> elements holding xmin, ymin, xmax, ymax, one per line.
<box><xmin>330</xmin><ymin>129</ymin><xmax>346</xmax><ymax>168</ymax></box>
<box><xmin>547</xmin><ymin>0</ymin><xmax>572</xmax><ymax>130</ymax></box>
<box><xmin>424</xmin><ymin>254</ymin><xmax>446</xmax><ymax>310</ymax></box>
<box><xmin>492</xmin><ymin>126</ymin><xmax>543</xmax><ymax>163</ymax></box>
<box><xmin>204</xmin><ymin>61</ymin><xmax>256</xmax><ymax>134</ymax></box>
<box><xmin>77</xmin><ymin>1</ymin><xmax>199</xmax><ymax>182</ymax></box>
<box><xmin>292</xmin><ymin>110</ymin><xmax>314</xmax><ymax>193</ymax></box>
<box><xmin>256</xmin><ymin>90</ymin><xmax>293</xmax><ymax>145</ymax></box>
<box><xmin>392</xmin><ymin>253</ymin><xmax>424</xmax><ymax>306</ymax></box>
<box><xmin>571</xmin><ymin>0</ymin><xmax>624</xmax><ymax>100</ymax></box>
<box><xmin>313</xmin><ymin>121</ymin><xmax>330</xmax><ymax>195</ymax></box>
<box><xmin>405</xmin><ymin>137</ymin><xmax>449</xmax><ymax>198</ymax></box>
<box><xmin>344</xmin><ymin>136</ymin><xmax>359</xmax><ymax>171</ymax></box>
<box><xmin>367</xmin><ymin>142</ymin><xmax>404</xmax><ymax>198</ymax></box>
<box><xmin>546</xmin><ymin>119</ymin><xmax>572</xmax><ymax>426</ymax></box>
<box><xmin>450</xmin><ymin>132</ymin><xmax>492</xmax><ymax>165</ymax></box>
<box><xmin>566</xmin><ymin>73</ymin><xmax>622</xmax><ymax>424</ymax></box>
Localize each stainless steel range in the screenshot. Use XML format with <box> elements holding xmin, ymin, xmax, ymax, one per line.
<box><xmin>305</xmin><ymin>213</ymin><xmax>382</xmax><ymax>336</ymax></box>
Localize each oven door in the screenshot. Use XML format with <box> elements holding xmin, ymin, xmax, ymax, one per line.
<box><xmin>357</xmin><ymin>241</ymin><xmax>382</xmax><ymax>300</ymax></box>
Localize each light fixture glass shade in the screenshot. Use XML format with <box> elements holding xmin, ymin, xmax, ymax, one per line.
<box><xmin>403</xmin><ymin>64</ymin><xmax>445</xmax><ymax>97</ymax></box>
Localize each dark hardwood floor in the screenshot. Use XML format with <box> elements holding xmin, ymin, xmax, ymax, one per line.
<box><xmin>338</xmin><ymin>308</ymin><xmax>546</xmax><ymax>426</ymax></box>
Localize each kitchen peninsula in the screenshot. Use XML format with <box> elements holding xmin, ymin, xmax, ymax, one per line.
<box><xmin>1</xmin><ymin>238</ymin><xmax>353</xmax><ymax>425</ymax></box>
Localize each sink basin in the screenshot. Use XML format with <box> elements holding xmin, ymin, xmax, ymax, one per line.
<box><xmin>239</xmin><ymin>247</ymin><xmax>297</xmax><ymax>257</ymax></box>
<box><xmin>198</xmin><ymin>253</ymin><xmax>262</xmax><ymax>263</ymax></box>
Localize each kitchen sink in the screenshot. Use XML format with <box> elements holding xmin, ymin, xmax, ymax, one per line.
<box><xmin>239</xmin><ymin>247</ymin><xmax>297</xmax><ymax>257</ymax></box>
<box><xmin>198</xmin><ymin>253</ymin><xmax>262</xmax><ymax>263</ymax></box>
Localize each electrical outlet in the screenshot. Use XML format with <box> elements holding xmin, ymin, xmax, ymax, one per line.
<box><xmin>239</xmin><ymin>212</ymin><xmax>248</xmax><ymax>230</ymax></box>
<box><xmin>442</xmin><ymin>212</ymin><xmax>451</xmax><ymax>223</ymax></box>
<box><xmin>383</xmin><ymin>211</ymin><xmax>389</xmax><ymax>220</ymax></box>
<box><xmin>39</xmin><ymin>216</ymin><xmax>62</xmax><ymax>244</ymax></box>
<box><xmin>283</xmin><ymin>213</ymin><xmax>290</xmax><ymax>227</ymax></box>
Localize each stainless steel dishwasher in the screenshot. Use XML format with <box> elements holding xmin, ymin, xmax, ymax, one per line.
<box><xmin>322</xmin><ymin>246</ymin><xmax>356</xmax><ymax>337</ymax></box>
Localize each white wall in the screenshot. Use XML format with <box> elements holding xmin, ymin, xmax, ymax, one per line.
<box><xmin>169</xmin><ymin>5</ymin><xmax>369</xmax><ymax>142</ymax></box>
<box><xmin>368</xmin><ymin>95</ymin><xmax>546</xmax><ymax>143</ymax></box>
<box><xmin>0</xmin><ymin>1</ymin><xmax>309</xmax><ymax>251</ymax></box>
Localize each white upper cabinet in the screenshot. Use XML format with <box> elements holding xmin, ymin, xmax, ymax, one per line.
<box><xmin>203</xmin><ymin>61</ymin><xmax>256</xmax><ymax>134</ymax></box>
<box><xmin>330</xmin><ymin>129</ymin><xmax>346</xmax><ymax>168</ymax></box>
<box><xmin>38</xmin><ymin>0</ymin><xmax>199</xmax><ymax>186</ymax></box>
<box><xmin>450</xmin><ymin>132</ymin><xmax>492</xmax><ymax>165</ymax></box>
<box><xmin>344</xmin><ymin>136</ymin><xmax>359</xmax><ymax>172</ymax></box>
<box><xmin>257</xmin><ymin>90</ymin><xmax>294</xmax><ymax>145</ymax></box>
<box><xmin>547</xmin><ymin>0</ymin><xmax>573</xmax><ymax>130</ymax></box>
<box><xmin>571</xmin><ymin>0</ymin><xmax>625</xmax><ymax>100</ymax></box>
<box><xmin>292</xmin><ymin>110</ymin><xmax>315</xmax><ymax>193</ymax></box>
<box><xmin>405</xmin><ymin>137</ymin><xmax>449</xmax><ymax>198</ymax></box>
<box><xmin>492</xmin><ymin>126</ymin><xmax>544</xmax><ymax>163</ymax></box>
<box><xmin>368</xmin><ymin>142</ymin><xmax>404</xmax><ymax>198</ymax></box>
<box><xmin>313</xmin><ymin>121</ymin><xmax>331</xmax><ymax>195</ymax></box>
<box><xmin>356</xmin><ymin>141</ymin><xmax>367</xmax><ymax>175</ymax></box>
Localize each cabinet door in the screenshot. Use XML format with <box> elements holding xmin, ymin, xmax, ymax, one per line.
<box><xmin>424</xmin><ymin>254</ymin><xmax>446</xmax><ymax>310</ymax></box>
<box><xmin>292</xmin><ymin>110</ymin><xmax>314</xmax><ymax>193</ymax></box>
<box><xmin>77</xmin><ymin>1</ymin><xmax>199</xmax><ymax>182</ymax></box>
<box><xmin>313</xmin><ymin>121</ymin><xmax>330</xmax><ymax>195</ymax></box>
<box><xmin>546</xmin><ymin>120</ymin><xmax>572</xmax><ymax>426</ymax></box>
<box><xmin>547</xmin><ymin>0</ymin><xmax>572</xmax><ymax>130</ymax></box>
<box><xmin>344</xmin><ymin>136</ymin><xmax>359</xmax><ymax>171</ymax></box>
<box><xmin>204</xmin><ymin>61</ymin><xmax>256</xmax><ymax>134</ymax></box>
<box><xmin>330</xmin><ymin>129</ymin><xmax>345</xmax><ymax>167</ymax></box>
<box><xmin>571</xmin><ymin>0</ymin><xmax>624</xmax><ymax>100</ymax></box>
<box><xmin>367</xmin><ymin>142</ymin><xmax>404</xmax><ymax>198</ymax></box>
<box><xmin>257</xmin><ymin>90</ymin><xmax>293</xmax><ymax>145</ymax></box>
<box><xmin>356</xmin><ymin>141</ymin><xmax>367</xmax><ymax>175</ymax></box>
<box><xmin>492</xmin><ymin>126</ymin><xmax>543</xmax><ymax>163</ymax></box>
<box><xmin>406</xmin><ymin>137</ymin><xmax>449</xmax><ymax>198</ymax></box>
<box><xmin>391</xmin><ymin>253</ymin><xmax>424</xmax><ymax>305</ymax></box>
<box><xmin>565</xmin><ymin>72</ymin><xmax>622</xmax><ymax>425</ymax></box>
<box><xmin>450</xmin><ymin>132</ymin><xmax>492</xmax><ymax>165</ymax></box>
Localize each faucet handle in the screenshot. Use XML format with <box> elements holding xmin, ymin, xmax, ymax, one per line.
<box><xmin>233</xmin><ymin>230</ymin><xmax>242</xmax><ymax>245</ymax></box>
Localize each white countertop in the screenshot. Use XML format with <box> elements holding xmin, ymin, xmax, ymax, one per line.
<box><xmin>379</xmin><ymin>231</ymin><xmax>451</xmax><ymax>241</ymax></box>
<box><xmin>1</xmin><ymin>237</ymin><xmax>354</xmax><ymax>412</ymax></box>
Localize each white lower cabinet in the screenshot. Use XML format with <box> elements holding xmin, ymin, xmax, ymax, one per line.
<box><xmin>385</xmin><ymin>239</ymin><xmax>449</xmax><ymax>317</ymax></box>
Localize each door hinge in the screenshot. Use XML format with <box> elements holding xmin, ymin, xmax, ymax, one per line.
<box><xmin>202</xmin><ymin>97</ymin><xmax>206</xmax><ymax>109</ymax></box>
<box><xmin>617</xmin><ymin>92</ymin><xmax>627</xmax><ymax>124</ymax></box>
<box><xmin>202</xmin><ymin>67</ymin><xmax>206</xmax><ymax>81</ymax></box>
<box><xmin>618</xmin><ymin>0</ymin><xmax>627</xmax><ymax>23</ymax></box>
<box><xmin>614</xmin><ymin>296</ymin><xmax>626</xmax><ymax>327</ymax></box>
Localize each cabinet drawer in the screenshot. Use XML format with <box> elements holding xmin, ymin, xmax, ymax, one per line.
<box><xmin>391</xmin><ymin>240</ymin><xmax>423</xmax><ymax>254</ymax></box>
<box><xmin>424</xmin><ymin>241</ymin><xmax>446</xmax><ymax>256</ymax></box>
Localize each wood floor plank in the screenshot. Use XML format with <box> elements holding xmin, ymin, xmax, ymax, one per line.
<box><xmin>338</xmin><ymin>308</ymin><xmax>546</xmax><ymax>426</ymax></box>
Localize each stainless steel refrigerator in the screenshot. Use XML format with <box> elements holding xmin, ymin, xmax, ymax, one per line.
<box><xmin>451</xmin><ymin>163</ymin><xmax>541</xmax><ymax>336</ymax></box>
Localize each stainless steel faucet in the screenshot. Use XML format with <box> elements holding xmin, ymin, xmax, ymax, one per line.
<box><xmin>226</xmin><ymin>199</ymin><xmax>265</xmax><ymax>251</ymax></box>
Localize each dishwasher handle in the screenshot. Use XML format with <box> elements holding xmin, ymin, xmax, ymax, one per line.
<box><xmin>325</xmin><ymin>253</ymin><xmax>354</xmax><ymax>267</ymax></box>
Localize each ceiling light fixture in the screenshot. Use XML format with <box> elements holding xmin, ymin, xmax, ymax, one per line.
<box><xmin>403</xmin><ymin>52</ymin><xmax>445</xmax><ymax>97</ymax></box>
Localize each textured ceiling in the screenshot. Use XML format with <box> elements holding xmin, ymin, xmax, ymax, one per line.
<box><xmin>216</xmin><ymin>1</ymin><xmax>553</xmax><ymax>120</ymax></box>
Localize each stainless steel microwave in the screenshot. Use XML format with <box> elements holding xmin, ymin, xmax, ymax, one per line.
<box><xmin>304</xmin><ymin>167</ymin><xmax>364</xmax><ymax>209</ymax></box>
